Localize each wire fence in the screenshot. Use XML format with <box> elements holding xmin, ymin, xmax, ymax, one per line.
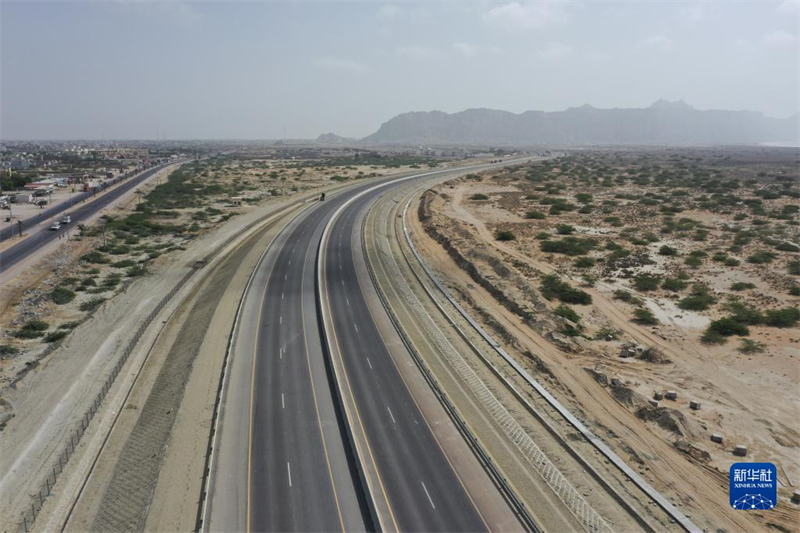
<box><xmin>17</xmin><ymin>196</ymin><xmax>310</xmax><ymax>533</ymax></box>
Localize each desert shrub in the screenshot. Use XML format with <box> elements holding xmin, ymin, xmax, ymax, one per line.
<box><xmin>495</xmin><ymin>230</ymin><xmax>516</xmax><ymax>241</ymax></box>
<box><xmin>126</xmin><ymin>265</ymin><xmax>148</xmax><ymax>277</ymax></box>
<box><xmin>730</xmin><ymin>282</ymin><xmax>756</xmax><ymax>291</ymax></box>
<box><xmin>50</xmin><ymin>287</ymin><xmax>76</xmax><ymax>305</ymax></box>
<box><xmin>724</xmin><ymin>301</ymin><xmax>763</xmax><ymax>325</ymax></box>
<box><xmin>593</xmin><ymin>326</ymin><xmax>620</xmax><ymax>340</ymax></box>
<box><xmin>556</xmin><ymin>224</ymin><xmax>575</xmax><ymax>235</ymax></box>
<box><xmin>789</xmin><ymin>285</ymin><xmax>800</xmax><ymax>296</ymax></box>
<box><xmin>80</xmin><ymin>250</ymin><xmax>110</xmax><ymax>264</ymax></box>
<box><xmin>112</xmin><ymin>259</ymin><xmax>136</xmax><ymax>268</ymax></box>
<box><xmin>540</xmin><ymin>274</ymin><xmax>592</xmax><ymax>305</ymax></box>
<box><xmin>712</xmin><ymin>252</ymin><xmax>729</xmax><ymax>262</ymax></box>
<box><xmin>632</xmin><ymin>274</ymin><xmax>661</xmax><ymax>292</ymax></box>
<box><xmin>553</xmin><ymin>304</ymin><xmax>581</xmax><ymax>323</ymax></box>
<box><xmin>763</xmin><ymin>308</ymin><xmax>800</xmax><ymax>328</ymax></box>
<box><xmin>470</xmin><ymin>193</ymin><xmax>489</xmax><ymax>201</ymax></box>
<box><xmin>662</xmin><ymin>278</ymin><xmax>688</xmax><ymax>292</ymax></box>
<box><xmin>540</xmin><ymin>237</ymin><xmax>598</xmax><ymax>256</ymax></box>
<box><xmin>613</xmin><ymin>290</ymin><xmax>642</xmax><ymax>305</ymax></box>
<box><xmin>701</xmin><ymin>330</ymin><xmax>727</xmax><ymax>345</ymax></box>
<box><xmin>775</xmin><ymin>242</ymin><xmax>800</xmax><ymax>253</ymax></box>
<box><xmin>79</xmin><ymin>298</ymin><xmax>106</xmax><ymax>312</ymax></box>
<box><xmin>633</xmin><ymin>308</ymin><xmax>658</xmax><ymax>325</ymax></box>
<box><xmin>724</xmin><ymin>257</ymin><xmax>741</xmax><ymax>267</ymax></box>
<box><xmin>58</xmin><ymin>321</ymin><xmax>82</xmax><ymax>330</ymax></box>
<box><xmin>13</xmin><ymin>320</ymin><xmax>49</xmax><ymax>339</ymax></box>
<box><xmin>684</xmin><ymin>255</ymin><xmax>703</xmax><ymax>268</ymax></box>
<box><xmin>706</xmin><ymin>317</ymin><xmax>750</xmax><ymax>337</ymax></box>
<box><xmin>677</xmin><ymin>285</ymin><xmax>717</xmax><ymax>311</ymax></box>
<box><xmin>658</xmin><ymin>245</ymin><xmax>678</xmax><ymax>256</ymax></box>
<box><xmin>575</xmin><ymin>193</ymin><xmax>593</xmax><ymax>204</ymax></box>
<box><xmin>574</xmin><ymin>257</ymin><xmax>596</xmax><ymax>268</ymax></box>
<box><xmin>525</xmin><ymin>211</ymin><xmax>546</xmax><ymax>219</ymax></box>
<box><xmin>738</xmin><ymin>339</ymin><xmax>766</xmax><ymax>354</ymax></box>
<box><xmin>747</xmin><ymin>250</ymin><xmax>776</xmax><ymax>264</ymax></box>
<box><xmin>0</xmin><ymin>344</ymin><xmax>19</xmax><ymax>356</ymax></box>
<box><xmin>44</xmin><ymin>331</ymin><xmax>68</xmax><ymax>343</ymax></box>
<box><xmin>789</xmin><ymin>260</ymin><xmax>800</xmax><ymax>276</ymax></box>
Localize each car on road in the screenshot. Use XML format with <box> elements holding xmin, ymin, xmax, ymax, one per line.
<box><xmin>49</xmin><ymin>221</ymin><xmax>61</xmax><ymax>231</ymax></box>
<box><xmin>61</xmin><ymin>215</ymin><xmax>72</xmax><ymax>224</ymax></box>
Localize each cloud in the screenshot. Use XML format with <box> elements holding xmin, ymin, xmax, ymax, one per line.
<box><xmin>763</xmin><ymin>29</ymin><xmax>796</xmax><ymax>47</ymax></box>
<box><xmin>775</xmin><ymin>1</ymin><xmax>799</xmax><ymax>14</ymax></box>
<box><xmin>313</xmin><ymin>56</ymin><xmax>367</xmax><ymax>72</ymax></box>
<box><xmin>395</xmin><ymin>45</ymin><xmax>442</xmax><ymax>60</ymax></box>
<box><xmin>679</xmin><ymin>2</ymin><xmax>705</xmax><ymax>25</ymax></box>
<box><xmin>538</xmin><ymin>41</ymin><xmax>573</xmax><ymax>60</ymax></box>
<box><xmin>453</xmin><ymin>42</ymin><xmax>501</xmax><ymax>58</ymax></box>
<box><xmin>376</xmin><ymin>4</ymin><xmax>401</xmax><ymax>21</ymax></box>
<box><xmin>483</xmin><ymin>2</ymin><xmax>573</xmax><ymax>31</ymax></box>
<box><xmin>643</xmin><ymin>35</ymin><xmax>675</xmax><ymax>50</ymax></box>
<box><xmin>109</xmin><ymin>1</ymin><xmax>203</xmax><ymax>28</ymax></box>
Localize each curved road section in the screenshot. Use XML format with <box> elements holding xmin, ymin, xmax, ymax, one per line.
<box><xmin>205</xmin><ymin>162</ymin><xmax>531</xmax><ymax>533</ymax></box>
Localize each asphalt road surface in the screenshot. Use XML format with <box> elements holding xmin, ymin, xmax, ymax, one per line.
<box><xmin>0</xmin><ymin>162</ymin><xmax>180</xmax><ymax>273</ymax></box>
<box><xmin>206</xmin><ymin>162</ymin><xmax>529</xmax><ymax>532</ymax></box>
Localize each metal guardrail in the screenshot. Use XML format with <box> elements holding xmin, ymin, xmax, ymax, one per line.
<box><xmin>400</xmin><ymin>194</ymin><xmax>703</xmax><ymax>533</ymax></box>
<box><xmin>361</xmin><ymin>195</ymin><xmax>542</xmax><ymax>533</ymax></box>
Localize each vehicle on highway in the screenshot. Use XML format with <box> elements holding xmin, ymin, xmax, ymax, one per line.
<box><xmin>61</xmin><ymin>215</ymin><xmax>72</xmax><ymax>224</ymax></box>
<box><xmin>49</xmin><ymin>221</ymin><xmax>61</xmax><ymax>230</ymax></box>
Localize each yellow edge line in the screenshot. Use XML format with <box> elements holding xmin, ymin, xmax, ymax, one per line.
<box><xmin>362</xmin><ymin>198</ymin><xmax>491</xmax><ymax>531</ymax></box>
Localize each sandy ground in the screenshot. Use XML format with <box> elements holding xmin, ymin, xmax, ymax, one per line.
<box><xmin>409</xmin><ymin>150</ymin><xmax>800</xmax><ymax>533</ymax></box>
<box><xmin>0</xmin><ymin>155</ymin><xmax>441</xmax><ymax>532</ymax></box>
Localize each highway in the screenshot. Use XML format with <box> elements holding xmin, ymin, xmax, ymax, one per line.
<box><xmin>205</xmin><ymin>163</ymin><xmax>528</xmax><ymax>533</ymax></box>
<box><xmin>0</xmin><ymin>161</ymin><xmax>180</xmax><ymax>273</ymax></box>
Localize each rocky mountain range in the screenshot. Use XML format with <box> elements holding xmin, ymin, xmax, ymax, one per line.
<box><xmin>360</xmin><ymin>100</ymin><xmax>798</xmax><ymax>146</ymax></box>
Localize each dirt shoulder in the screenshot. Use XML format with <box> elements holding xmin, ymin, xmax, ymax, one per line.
<box><xmin>410</xmin><ymin>148</ymin><xmax>799</xmax><ymax>533</ymax></box>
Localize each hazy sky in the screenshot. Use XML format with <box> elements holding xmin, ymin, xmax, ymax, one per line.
<box><xmin>2</xmin><ymin>1</ymin><xmax>798</xmax><ymax>140</ymax></box>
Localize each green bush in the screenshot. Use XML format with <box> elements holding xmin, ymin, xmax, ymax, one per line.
<box><xmin>50</xmin><ymin>287</ymin><xmax>76</xmax><ymax>305</ymax></box>
<box><xmin>724</xmin><ymin>257</ymin><xmax>741</xmax><ymax>267</ymax></box>
<box><xmin>724</xmin><ymin>301</ymin><xmax>763</xmax><ymax>325</ymax></box>
<box><xmin>789</xmin><ymin>285</ymin><xmax>800</xmax><ymax>296</ymax></box>
<box><xmin>540</xmin><ymin>275</ymin><xmax>592</xmax><ymax>305</ymax></box>
<box><xmin>658</xmin><ymin>245</ymin><xmax>679</xmax><ymax>256</ymax></box>
<box><xmin>112</xmin><ymin>259</ymin><xmax>136</xmax><ymax>268</ymax></box>
<box><xmin>525</xmin><ymin>211</ymin><xmax>546</xmax><ymax>220</ymax></box>
<box><xmin>44</xmin><ymin>331</ymin><xmax>68</xmax><ymax>343</ymax></box>
<box><xmin>613</xmin><ymin>290</ymin><xmax>642</xmax><ymax>305</ymax></box>
<box><xmin>706</xmin><ymin>316</ymin><xmax>750</xmax><ymax>337</ymax></box>
<box><xmin>553</xmin><ymin>304</ymin><xmax>581</xmax><ymax>323</ymax></box>
<box><xmin>632</xmin><ymin>274</ymin><xmax>661</xmax><ymax>292</ymax></box>
<box><xmin>540</xmin><ymin>237</ymin><xmax>598</xmax><ymax>256</ymax></box>
<box><xmin>470</xmin><ymin>193</ymin><xmax>489</xmax><ymax>201</ymax></box>
<box><xmin>633</xmin><ymin>308</ymin><xmax>658</xmax><ymax>325</ymax></box>
<box><xmin>788</xmin><ymin>260</ymin><xmax>800</xmax><ymax>276</ymax></box>
<box><xmin>747</xmin><ymin>250</ymin><xmax>776</xmax><ymax>264</ymax></box>
<box><xmin>574</xmin><ymin>257</ymin><xmax>596</xmax><ymax>268</ymax></box>
<box><xmin>700</xmin><ymin>329</ymin><xmax>727</xmax><ymax>345</ymax></box>
<box><xmin>684</xmin><ymin>255</ymin><xmax>703</xmax><ymax>268</ymax></box>
<box><xmin>712</xmin><ymin>252</ymin><xmax>729</xmax><ymax>262</ymax></box>
<box><xmin>738</xmin><ymin>339</ymin><xmax>766</xmax><ymax>354</ymax></box>
<box><xmin>677</xmin><ymin>285</ymin><xmax>717</xmax><ymax>311</ymax></box>
<box><xmin>763</xmin><ymin>308</ymin><xmax>800</xmax><ymax>328</ymax></box>
<box><xmin>730</xmin><ymin>282</ymin><xmax>756</xmax><ymax>291</ymax></box>
<box><xmin>661</xmin><ymin>278</ymin><xmax>688</xmax><ymax>292</ymax></box>
<box><xmin>58</xmin><ymin>321</ymin><xmax>82</xmax><ymax>330</ymax></box>
<box><xmin>126</xmin><ymin>265</ymin><xmax>148</xmax><ymax>277</ymax></box>
<box><xmin>80</xmin><ymin>250</ymin><xmax>111</xmax><ymax>264</ymax></box>
<box><xmin>495</xmin><ymin>230</ymin><xmax>516</xmax><ymax>242</ymax></box>
<box><xmin>22</xmin><ymin>320</ymin><xmax>49</xmax><ymax>331</ymax></box>
<box><xmin>0</xmin><ymin>344</ymin><xmax>19</xmax><ymax>356</ymax></box>
<box><xmin>79</xmin><ymin>298</ymin><xmax>106</xmax><ymax>312</ymax></box>
<box><xmin>555</xmin><ymin>224</ymin><xmax>575</xmax><ymax>235</ymax></box>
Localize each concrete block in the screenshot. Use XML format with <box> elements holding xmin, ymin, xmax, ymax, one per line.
<box><xmin>648</xmin><ymin>399</ymin><xmax>659</xmax><ymax>407</ymax></box>
<box><xmin>733</xmin><ymin>445</ymin><xmax>747</xmax><ymax>457</ymax></box>
<box><xmin>653</xmin><ymin>391</ymin><xmax>663</xmax><ymax>401</ymax></box>
<box><xmin>711</xmin><ymin>434</ymin><xmax>723</xmax><ymax>443</ymax></box>
<box><xmin>791</xmin><ymin>491</ymin><xmax>800</xmax><ymax>504</ymax></box>
<box><xmin>665</xmin><ymin>390</ymin><xmax>677</xmax><ymax>400</ymax></box>
<box><xmin>690</xmin><ymin>400</ymin><xmax>701</xmax><ymax>410</ymax></box>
